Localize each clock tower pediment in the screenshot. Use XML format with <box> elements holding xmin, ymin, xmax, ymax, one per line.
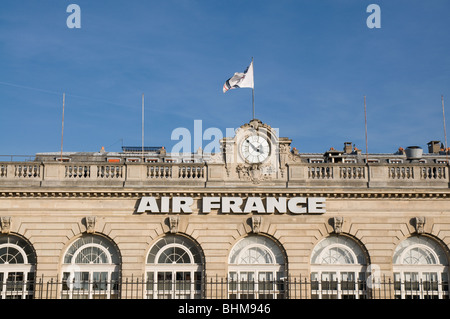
<box><xmin>210</xmin><ymin>119</ymin><xmax>294</xmax><ymax>185</ymax></box>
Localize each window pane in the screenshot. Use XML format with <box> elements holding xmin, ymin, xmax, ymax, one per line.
<box><xmin>62</xmin><ymin>272</ymin><xmax>70</xmax><ymax>291</ymax></box>
<box><xmin>240</xmin><ymin>272</ymin><xmax>255</xmax><ymax>291</ymax></box>
<box><xmin>239</xmin><ymin>247</ymin><xmax>273</xmax><ymax>264</ymax></box>
<box><xmin>229</xmin><ymin>272</ymin><xmax>237</xmax><ymax>290</ymax></box>
<box><xmin>321</xmin><ymin>272</ymin><xmax>337</xmax><ymax>290</ymax></box>
<box><xmin>64</xmin><ymin>235</ymin><xmax>119</xmax><ymax>265</ymax></box>
<box><xmin>229</xmin><ymin>236</ymin><xmax>284</xmax><ymax>265</ymax></box>
<box><xmin>0</xmin><ymin>235</ymin><xmax>36</xmax><ymax>264</ymax></box>
<box><xmin>110</xmin><ymin>272</ymin><xmax>119</xmax><ymax>291</ymax></box>
<box><xmin>404</xmin><ymin>272</ymin><xmax>419</xmax><ymax>291</ymax></box>
<box><xmin>6</xmin><ymin>272</ymin><xmax>24</xmax><ymax>291</ymax></box>
<box><xmin>73</xmin><ymin>272</ymin><xmax>89</xmax><ymax>290</ymax></box>
<box><xmin>158</xmin><ymin>247</ymin><xmax>191</xmax><ymax>264</ymax></box>
<box><xmin>0</xmin><ymin>247</ymin><xmax>24</xmax><ymax>264</ymax></box>
<box><xmin>148</xmin><ymin>235</ymin><xmax>202</xmax><ymax>265</ymax></box>
<box><xmin>341</xmin><ymin>272</ymin><xmax>355</xmax><ymax>290</ymax></box>
<box><xmin>146</xmin><ymin>272</ymin><xmax>154</xmax><ymax>291</ymax></box>
<box><xmin>93</xmin><ymin>272</ymin><xmax>108</xmax><ymax>290</ymax></box>
<box><xmin>157</xmin><ymin>272</ymin><xmax>172</xmax><ymax>291</ymax></box>
<box><xmin>393</xmin><ymin>236</ymin><xmax>447</xmax><ymax>265</ymax></box>
<box><xmin>258</xmin><ymin>272</ymin><xmax>273</xmax><ymax>291</ymax></box>
<box><xmin>194</xmin><ymin>272</ymin><xmax>202</xmax><ymax>291</ymax></box>
<box><xmin>311</xmin><ymin>235</ymin><xmax>366</xmax><ymax>265</ymax></box>
<box><xmin>75</xmin><ymin>246</ymin><xmax>108</xmax><ymax>264</ymax></box>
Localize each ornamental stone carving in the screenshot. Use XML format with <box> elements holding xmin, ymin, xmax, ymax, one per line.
<box><xmin>333</xmin><ymin>217</ymin><xmax>344</xmax><ymax>234</ymax></box>
<box><xmin>168</xmin><ymin>216</ymin><xmax>179</xmax><ymax>234</ymax></box>
<box><xmin>251</xmin><ymin>216</ymin><xmax>262</xmax><ymax>233</ymax></box>
<box><xmin>85</xmin><ymin>216</ymin><xmax>96</xmax><ymax>234</ymax></box>
<box><xmin>236</xmin><ymin>164</ymin><xmax>274</xmax><ymax>184</ymax></box>
<box><xmin>414</xmin><ymin>217</ymin><xmax>426</xmax><ymax>234</ymax></box>
<box><xmin>1</xmin><ymin>216</ymin><xmax>11</xmax><ymax>234</ymax></box>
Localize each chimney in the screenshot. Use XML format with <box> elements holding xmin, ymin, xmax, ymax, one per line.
<box><xmin>344</xmin><ymin>142</ymin><xmax>352</xmax><ymax>154</ymax></box>
<box><xmin>427</xmin><ymin>141</ymin><xmax>441</xmax><ymax>154</ymax></box>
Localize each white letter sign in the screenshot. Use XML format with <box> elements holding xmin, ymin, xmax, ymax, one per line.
<box><xmin>136</xmin><ymin>196</ymin><xmax>326</xmax><ymax>214</ymax></box>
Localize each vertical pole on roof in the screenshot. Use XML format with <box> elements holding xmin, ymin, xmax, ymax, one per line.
<box><xmin>252</xmin><ymin>57</ymin><xmax>255</xmax><ymax>120</ymax></box>
<box><xmin>60</xmin><ymin>92</ymin><xmax>65</xmax><ymax>162</ymax></box>
<box><xmin>142</xmin><ymin>93</ymin><xmax>144</xmax><ymax>163</ymax></box>
<box><xmin>442</xmin><ymin>95</ymin><xmax>448</xmax><ymax>162</ymax></box>
<box><xmin>364</xmin><ymin>95</ymin><xmax>368</xmax><ymax>164</ymax></box>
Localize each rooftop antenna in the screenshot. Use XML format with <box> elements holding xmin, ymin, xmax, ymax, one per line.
<box><xmin>442</xmin><ymin>95</ymin><xmax>448</xmax><ymax>162</ymax></box>
<box><xmin>60</xmin><ymin>92</ymin><xmax>65</xmax><ymax>162</ymax></box>
<box><xmin>142</xmin><ymin>93</ymin><xmax>144</xmax><ymax>163</ymax></box>
<box><xmin>364</xmin><ymin>95</ymin><xmax>369</xmax><ymax>163</ymax></box>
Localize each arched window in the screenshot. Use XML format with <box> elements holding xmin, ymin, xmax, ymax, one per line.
<box><xmin>145</xmin><ymin>235</ymin><xmax>204</xmax><ymax>299</ymax></box>
<box><xmin>61</xmin><ymin>234</ymin><xmax>121</xmax><ymax>299</ymax></box>
<box><xmin>228</xmin><ymin>235</ymin><xmax>286</xmax><ymax>299</ymax></box>
<box><xmin>0</xmin><ymin>234</ymin><xmax>36</xmax><ymax>299</ymax></box>
<box><xmin>393</xmin><ymin>236</ymin><xmax>449</xmax><ymax>299</ymax></box>
<box><xmin>310</xmin><ymin>235</ymin><xmax>368</xmax><ymax>299</ymax></box>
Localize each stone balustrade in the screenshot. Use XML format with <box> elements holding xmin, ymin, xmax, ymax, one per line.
<box><xmin>0</xmin><ymin>161</ymin><xmax>448</xmax><ymax>189</ymax></box>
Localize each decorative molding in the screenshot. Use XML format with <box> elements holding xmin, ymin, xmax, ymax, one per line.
<box><xmin>238</xmin><ymin>118</ymin><xmax>272</xmax><ymax>132</ymax></box>
<box><xmin>333</xmin><ymin>217</ymin><xmax>344</xmax><ymax>234</ymax></box>
<box><xmin>0</xmin><ymin>190</ymin><xmax>448</xmax><ymax>199</ymax></box>
<box><xmin>1</xmin><ymin>216</ymin><xmax>11</xmax><ymax>234</ymax></box>
<box><xmin>85</xmin><ymin>216</ymin><xmax>96</xmax><ymax>234</ymax></box>
<box><xmin>251</xmin><ymin>216</ymin><xmax>262</xmax><ymax>234</ymax></box>
<box><xmin>236</xmin><ymin>164</ymin><xmax>274</xmax><ymax>184</ymax></box>
<box><xmin>414</xmin><ymin>216</ymin><xmax>426</xmax><ymax>234</ymax></box>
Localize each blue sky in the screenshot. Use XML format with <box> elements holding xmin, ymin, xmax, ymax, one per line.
<box><xmin>1</xmin><ymin>0</ymin><xmax>449</xmax><ymax>156</ymax></box>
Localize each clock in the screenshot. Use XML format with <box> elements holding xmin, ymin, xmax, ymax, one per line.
<box><xmin>240</xmin><ymin>134</ymin><xmax>271</xmax><ymax>163</ymax></box>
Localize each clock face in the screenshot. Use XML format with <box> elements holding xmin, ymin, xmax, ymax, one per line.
<box><xmin>240</xmin><ymin>134</ymin><xmax>271</xmax><ymax>163</ymax></box>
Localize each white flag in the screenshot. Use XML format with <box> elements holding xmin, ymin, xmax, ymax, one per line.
<box><xmin>223</xmin><ymin>61</ymin><xmax>254</xmax><ymax>93</ymax></box>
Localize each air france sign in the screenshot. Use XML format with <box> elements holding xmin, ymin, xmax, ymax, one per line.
<box><xmin>136</xmin><ymin>196</ymin><xmax>326</xmax><ymax>214</ymax></box>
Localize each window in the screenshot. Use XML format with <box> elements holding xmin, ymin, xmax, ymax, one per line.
<box><xmin>146</xmin><ymin>235</ymin><xmax>204</xmax><ymax>299</ymax></box>
<box><xmin>393</xmin><ymin>236</ymin><xmax>449</xmax><ymax>299</ymax></box>
<box><xmin>310</xmin><ymin>235</ymin><xmax>368</xmax><ymax>299</ymax></box>
<box><xmin>61</xmin><ymin>235</ymin><xmax>121</xmax><ymax>299</ymax></box>
<box><xmin>228</xmin><ymin>235</ymin><xmax>286</xmax><ymax>299</ymax></box>
<box><xmin>126</xmin><ymin>158</ymin><xmax>141</xmax><ymax>163</ymax></box>
<box><xmin>0</xmin><ymin>234</ymin><xmax>36</xmax><ymax>299</ymax></box>
<box><xmin>388</xmin><ymin>159</ymin><xmax>403</xmax><ymax>164</ymax></box>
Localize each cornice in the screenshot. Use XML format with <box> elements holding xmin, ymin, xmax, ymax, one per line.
<box><xmin>0</xmin><ymin>189</ymin><xmax>449</xmax><ymax>199</ymax></box>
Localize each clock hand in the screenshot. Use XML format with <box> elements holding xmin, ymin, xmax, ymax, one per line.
<box><xmin>249</xmin><ymin>143</ymin><xmax>258</xmax><ymax>152</ymax></box>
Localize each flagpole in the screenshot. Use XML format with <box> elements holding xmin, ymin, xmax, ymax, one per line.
<box><xmin>364</xmin><ymin>95</ymin><xmax>368</xmax><ymax>163</ymax></box>
<box><xmin>60</xmin><ymin>92</ymin><xmax>65</xmax><ymax>162</ymax></box>
<box><xmin>252</xmin><ymin>88</ymin><xmax>255</xmax><ymax>120</ymax></box>
<box><xmin>252</xmin><ymin>57</ymin><xmax>255</xmax><ymax>120</ymax></box>
<box><xmin>442</xmin><ymin>95</ymin><xmax>448</xmax><ymax>161</ymax></box>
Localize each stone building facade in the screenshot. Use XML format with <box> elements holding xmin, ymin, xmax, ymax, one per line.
<box><xmin>0</xmin><ymin>119</ymin><xmax>449</xmax><ymax>299</ymax></box>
